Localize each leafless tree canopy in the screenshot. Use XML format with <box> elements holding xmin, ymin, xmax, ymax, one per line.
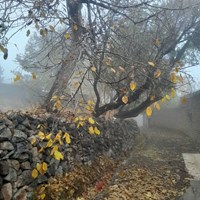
<box><xmin>1</xmin><ymin>0</ymin><xmax>200</xmax><ymax>118</ymax></box>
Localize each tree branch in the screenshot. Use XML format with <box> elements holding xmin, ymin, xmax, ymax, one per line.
<box><xmin>114</xmin><ymin>96</ymin><xmax>160</xmax><ymax>119</ymax></box>
<box><xmin>93</xmin><ymin>77</ymin><xmax>151</xmax><ymax>117</ymax></box>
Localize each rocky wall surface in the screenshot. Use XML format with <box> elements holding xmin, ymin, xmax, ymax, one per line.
<box><xmin>0</xmin><ymin>112</ymin><xmax>139</xmax><ymax>200</ymax></box>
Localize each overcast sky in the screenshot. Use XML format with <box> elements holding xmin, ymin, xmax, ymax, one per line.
<box><xmin>0</xmin><ymin>28</ymin><xmax>28</xmax><ymax>83</ymax></box>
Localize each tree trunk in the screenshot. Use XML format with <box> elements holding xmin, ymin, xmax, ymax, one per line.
<box><xmin>43</xmin><ymin>0</ymin><xmax>83</xmax><ymax>110</ymax></box>
<box><xmin>43</xmin><ymin>48</ymin><xmax>81</xmax><ymax>110</ymax></box>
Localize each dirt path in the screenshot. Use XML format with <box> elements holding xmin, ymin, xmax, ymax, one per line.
<box><xmin>92</xmin><ymin>127</ymin><xmax>199</xmax><ymax>200</ymax></box>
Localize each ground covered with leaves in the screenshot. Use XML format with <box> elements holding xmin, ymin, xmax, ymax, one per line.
<box><xmin>35</xmin><ymin>127</ymin><xmax>198</xmax><ymax>200</ymax></box>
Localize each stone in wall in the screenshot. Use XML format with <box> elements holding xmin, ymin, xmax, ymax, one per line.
<box><xmin>0</xmin><ymin>112</ymin><xmax>139</xmax><ymax>199</ymax></box>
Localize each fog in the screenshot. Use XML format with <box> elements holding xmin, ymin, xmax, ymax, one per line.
<box><xmin>0</xmin><ymin>83</ymin><xmax>42</xmax><ymax>112</ymax></box>
<box><xmin>148</xmin><ymin>93</ymin><xmax>200</xmax><ymax>141</ymax></box>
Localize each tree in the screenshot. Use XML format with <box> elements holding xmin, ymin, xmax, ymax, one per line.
<box><xmin>1</xmin><ymin>0</ymin><xmax>200</xmax><ymax>118</ymax></box>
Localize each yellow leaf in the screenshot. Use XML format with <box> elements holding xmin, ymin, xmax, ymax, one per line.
<box><xmin>38</xmin><ymin>147</ymin><xmax>44</xmax><ymax>153</ymax></box>
<box><xmin>150</xmin><ymin>95</ymin><xmax>155</xmax><ymax>101</ymax></box>
<box><xmin>122</xmin><ymin>95</ymin><xmax>128</xmax><ymax>104</ymax></box>
<box><xmin>73</xmin><ymin>24</ymin><xmax>78</xmax><ymax>31</ymax></box>
<box><xmin>154</xmin><ymin>102</ymin><xmax>161</xmax><ymax>110</ymax></box>
<box><xmin>146</xmin><ymin>107</ymin><xmax>152</xmax><ymax>117</ymax></box>
<box><xmin>40</xmin><ymin>194</ymin><xmax>46</xmax><ymax>200</ymax></box>
<box><xmin>63</xmin><ymin>132</ymin><xmax>71</xmax><ymax>144</ymax></box>
<box><xmin>74</xmin><ymin>117</ymin><xmax>79</xmax><ymax>122</ymax></box>
<box><xmin>85</xmin><ymin>105</ymin><xmax>93</xmax><ymax>111</ymax></box>
<box><xmin>32</xmin><ymin>169</ymin><xmax>38</xmax><ymax>179</ymax></box>
<box><xmin>51</xmin><ymin>95</ymin><xmax>58</xmax><ymax>101</ymax></box>
<box><xmin>55</xmin><ymin>131</ymin><xmax>63</xmax><ymax>145</ymax></box>
<box><xmin>32</xmin><ymin>72</ymin><xmax>37</xmax><ymax>80</ymax></box>
<box><xmin>130</xmin><ymin>82</ymin><xmax>136</xmax><ymax>91</ymax></box>
<box><xmin>31</xmin><ymin>137</ymin><xmax>37</xmax><ymax>145</ymax></box>
<box><xmin>45</xmin><ymin>133</ymin><xmax>52</xmax><ymax>140</ymax></box>
<box><xmin>50</xmin><ymin>145</ymin><xmax>58</xmax><ymax>155</ymax></box>
<box><xmin>154</xmin><ymin>69</ymin><xmax>161</xmax><ymax>78</ymax></box>
<box><xmin>148</xmin><ymin>61</ymin><xmax>155</xmax><ymax>67</ymax></box>
<box><xmin>88</xmin><ymin>126</ymin><xmax>94</xmax><ymax>134</ymax></box>
<box><xmin>94</xmin><ymin>127</ymin><xmax>100</xmax><ymax>135</ymax></box>
<box><xmin>161</xmin><ymin>97</ymin><xmax>166</xmax><ymax>103</ymax></box>
<box><xmin>14</xmin><ymin>75</ymin><xmax>21</xmax><ymax>82</ymax></box>
<box><xmin>38</xmin><ymin>131</ymin><xmax>45</xmax><ymax>140</ymax></box>
<box><xmin>91</xmin><ymin>66</ymin><xmax>96</xmax><ymax>72</ymax></box>
<box><xmin>64</xmin><ymin>32</ymin><xmax>70</xmax><ymax>39</ymax></box>
<box><xmin>165</xmin><ymin>95</ymin><xmax>170</xmax><ymax>100</ymax></box>
<box><xmin>88</xmin><ymin>100</ymin><xmax>95</xmax><ymax>106</ymax></box>
<box><xmin>181</xmin><ymin>96</ymin><xmax>187</xmax><ymax>104</ymax></box>
<box><xmin>46</xmin><ymin>139</ymin><xmax>53</xmax><ymax>148</ymax></box>
<box><xmin>55</xmin><ymin>131</ymin><xmax>61</xmax><ymax>140</ymax></box>
<box><xmin>77</xmin><ymin>121</ymin><xmax>84</xmax><ymax>128</ymax></box>
<box><xmin>171</xmin><ymin>88</ymin><xmax>176</xmax><ymax>98</ymax></box>
<box><xmin>88</xmin><ymin>117</ymin><xmax>95</xmax><ymax>125</ymax></box>
<box><xmin>54</xmin><ymin>150</ymin><xmax>64</xmax><ymax>161</ymax></box>
<box><xmin>54</xmin><ymin>100</ymin><xmax>62</xmax><ymax>111</ymax></box>
<box><xmin>42</xmin><ymin>162</ymin><xmax>48</xmax><ymax>172</ymax></box>
<box><xmin>170</xmin><ymin>73</ymin><xmax>177</xmax><ymax>84</ymax></box>
<box><xmin>36</xmin><ymin>163</ymin><xmax>41</xmax><ymax>171</ymax></box>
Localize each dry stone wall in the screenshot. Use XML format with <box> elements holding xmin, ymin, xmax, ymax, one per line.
<box><xmin>0</xmin><ymin>112</ymin><xmax>139</xmax><ymax>200</ymax></box>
